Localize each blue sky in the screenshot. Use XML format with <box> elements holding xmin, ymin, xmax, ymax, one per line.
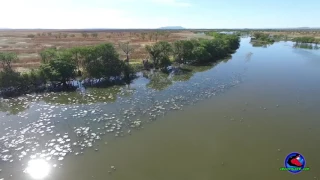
<box><xmin>1</xmin><ymin>0</ymin><xmax>319</xmax><ymax>29</ymax></box>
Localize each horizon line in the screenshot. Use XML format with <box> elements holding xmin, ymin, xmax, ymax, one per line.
<box><xmin>1</xmin><ymin>27</ymin><xmax>320</xmax><ymax>30</ymax></box>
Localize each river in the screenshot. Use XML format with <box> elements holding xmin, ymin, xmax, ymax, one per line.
<box><xmin>0</xmin><ymin>37</ymin><xmax>320</xmax><ymax>180</ymax></box>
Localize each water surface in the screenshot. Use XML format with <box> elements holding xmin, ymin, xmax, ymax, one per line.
<box><xmin>0</xmin><ymin>38</ymin><xmax>320</xmax><ymax>180</ymax></box>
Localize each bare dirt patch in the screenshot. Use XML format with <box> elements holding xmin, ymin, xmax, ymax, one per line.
<box><xmin>0</xmin><ymin>30</ymin><xmax>208</xmax><ymax>71</ymax></box>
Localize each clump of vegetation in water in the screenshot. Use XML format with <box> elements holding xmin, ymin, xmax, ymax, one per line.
<box><xmin>272</xmin><ymin>34</ymin><xmax>289</xmax><ymax>42</ymax></box>
<box><xmin>0</xmin><ymin>43</ymin><xmax>135</xmax><ymax>98</ymax></box>
<box><xmin>292</xmin><ymin>36</ymin><xmax>320</xmax><ymax>44</ymax></box>
<box><xmin>250</xmin><ymin>32</ymin><xmax>275</xmax><ymax>43</ymax></box>
<box><xmin>291</xmin><ymin>37</ymin><xmax>320</xmax><ymax>49</ymax></box>
<box><xmin>250</xmin><ymin>41</ymin><xmax>274</xmax><ymax>48</ymax></box>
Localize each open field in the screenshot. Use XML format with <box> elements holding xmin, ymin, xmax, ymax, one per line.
<box><xmin>1</xmin><ymin>28</ymin><xmax>320</xmax><ymax>72</ymax></box>
<box><xmin>0</xmin><ymin>30</ymin><xmax>212</xmax><ymax>71</ymax></box>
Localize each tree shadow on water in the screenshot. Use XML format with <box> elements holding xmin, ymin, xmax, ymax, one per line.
<box><xmin>250</xmin><ymin>41</ymin><xmax>274</xmax><ymax>48</ymax></box>
<box><xmin>293</xmin><ymin>43</ymin><xmax>319</xmax><ymax>50</ymax></box>
<box><xmin>0</xmin><ymin>98</ymin><xmax>29</xmax><ymax>115</ymax></box>
<box><xmin>143</xmin><ymin>63</ymin><xmax>220</xmax><ymax>91</ymax></box>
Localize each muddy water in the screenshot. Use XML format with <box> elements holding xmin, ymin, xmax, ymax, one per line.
<box><xmin>1</xmin><ymin>38</ymin><xmax>320</xmax><ymax>180</ymax></box>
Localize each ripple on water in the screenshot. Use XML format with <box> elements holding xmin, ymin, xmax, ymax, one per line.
<box><xmin>0</xmin><ymin>66</ymin><xmax>245</xmax><ymax>172</ymax></box>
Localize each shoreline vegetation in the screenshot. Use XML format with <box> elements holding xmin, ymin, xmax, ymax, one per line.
<box><xmin>292</xmin><ymin>37</ymin><xmax>319</xmax><ymax>49</ymax></box>
<box><xmin>250</xmin><ymin>32</ymin><xmax>275</xmax><ymax>47</ymax></box>
<box><xmin>0</xmin><ymin>33</ymin><xmax>240</xmax><ymax>98</ymax></box>
<box><xmin>249</xmin><ymin>32</ymin><xmax>320</xmax><ymax>48</ymax></box>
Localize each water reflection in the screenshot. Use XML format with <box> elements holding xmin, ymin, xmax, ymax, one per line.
<box><xmin>41</xmin><ymin>87</ymin><xmax>124</xmax><ymax>105</ymax></box>
<box><xmin>143</xmin><ymin>64</ymin><xmax>218</xmax><ymax>91</ymax></box>
<box><xmin>0</xmin><ymin>63</ymin><xmax>223</xmax><ymax>114</ymax></box>
<box><xmin>292</xmin><ymin>48</ymin><xmax>320</xmax><ymax>67</ymax></box>
<box><xmin>250</xmin><ymin>41</ymin><xmax>274</xmax><ymax>48</ymax></box>
<box><xmin>293</xmin><ymin>42</ymin><xmax>319</xmax><ymax>50</ymax></box>
<box><xmin>24</xmin><ymin>159</ymin><xmax>51</xmax><ymax>179</ymax></box>
<box><xmin>245</xmin><ymin>52</ymin><xmax>253</xmax><ymax>62</ymax></box>
<box><xmin>0</xmin><ymin>86</ymin><xmax>136</xmax><ymax>115</ymax></box>
<box><xmin>0</xmin><ymin>98</ymin><xmax>29</xmax><ymax>115</ymax></box>
<box><xmin>144</xmin><ymin>71</ymin><xmax>172</xmax><ymax>91</ymax></box>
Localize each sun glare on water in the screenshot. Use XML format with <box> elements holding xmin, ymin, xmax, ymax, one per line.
<box><xmin>24</xmin><ymin>159</ymin><xmax>51</xmax><ymax>179</ymax></box>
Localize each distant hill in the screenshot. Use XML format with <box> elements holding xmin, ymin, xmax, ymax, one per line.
<box><xmin>158</xmin><ymin>26</ymin><xmax>186</xmax><ymax>30</ymax></box>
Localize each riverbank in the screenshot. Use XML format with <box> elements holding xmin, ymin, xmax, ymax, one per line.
<box><xmin>0</xmin><ymin>33</ymin><xmax>240</xmax><ymax>98</ymax></box>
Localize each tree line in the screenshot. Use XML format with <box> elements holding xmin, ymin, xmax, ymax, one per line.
<box><xmin>144</xmin><ymin>32</ymin><xmax>240</xmax><ymax>69</ymax></box>
<box><xmin>0</xmin><ymin>33</ymin><xmax>240</xmax><ymax>98</ymax></box>
<box><xmin>292</xmin><ymin>37</ymin><xmax>320</xmax><ymax>44</ymax></box>
<box><xmin>0</xmin><ymin>43</ymin><xmax>134</xmax><ymax>97</ymax></box>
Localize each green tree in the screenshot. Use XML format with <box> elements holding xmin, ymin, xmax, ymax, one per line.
<box><xmin>39</xmin><ymin>47</ymin><xmax>58</xmax><ymax>63</ymax></box>
<box><xmin>192</xmin><ymin>46</ymin><xmax>211</xmax><ymax>63</ymax></box>
<box><xmin>0</xmin><ymin>52</ymin><xmax>18</xmax><ymax>70</ymax></box>
<box><xmin>173</xmin><ymin>40</ymin><xmax>195</xmax><ymax>64</ymax></box>
<box><xmin>69</xmin><ymin>47</ymin><xmax>87</xmax><ymax>75</ymax></box>
<box><xmin>222</xmin><ymin>34</ymin><xmax>240</xmax><ymax>51</ymax></box>
<box><xmin>171</xmin><ymin>34</ymin><xmax>240</xmax><ymax>65</ymax></box>
<box><xmin>0</xmin><ymin>52</ymin><xmax>22</xmax><ymax>91</ymax></box>
<box><xmin>0</xmin><ymin>69</ymin><xmax>21</xmax><ymax>89</ymax></box>
<box><xmin>252</xmin><ymin>32</ymin><xmax>274</xmax><ymax>43</ymax></box>
<box><xmin>40</xmin><ymin>52</ymin><xmax>76</xmax><ymax>87</ymax></box>
<box><xmin>28</xmin><ymin>69</ymin><xmax>45</xmax><ymax>86</ymax></box>
<box><xmin>292</xmin><ymin>36</ymin><xmax>316</xmax><ymax>43</ymax></box>
<box><xmin>83</xmin><ymin>43</ymin><xmax>127</xmax><ymax>79</ymax></box>
<box><xmin>119</xmin><ymin>42</ymin><xmax>134</xmax><ymax>63</ymax></box>
<box><xmin>145</xmin><ymin>41</ymin><xmax>172</xmax><ymax>69</ymax></box>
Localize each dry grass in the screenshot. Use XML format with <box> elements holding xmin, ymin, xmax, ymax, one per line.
<box><xmin>256</xmin><ymin>31</ymin><xmax>320</xmax><ymax>39</ymax></box>
<box><xmin>0</xmin><ymin>30</ymin><xmax>210</xmax><ymax>71</ymax></box>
